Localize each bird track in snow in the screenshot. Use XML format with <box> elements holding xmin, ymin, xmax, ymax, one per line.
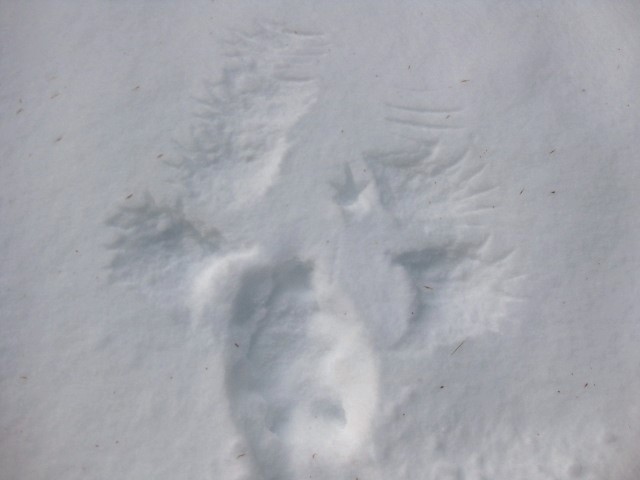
<box><xmin>106</xmin><ymin>21</ymin><xmax>522</xmax><ymax>480</ymax></box>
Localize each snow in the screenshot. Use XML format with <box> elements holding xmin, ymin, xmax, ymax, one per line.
<box><xmin>1</xmin><ymin>2</ymin><xmax>640</xmax><ymax>479</ymax></box>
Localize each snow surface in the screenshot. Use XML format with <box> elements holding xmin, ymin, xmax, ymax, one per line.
<box><xmin>1</xmin><ymin>2</ymin><xmax>640</xmax><ymax>479</ymax></box>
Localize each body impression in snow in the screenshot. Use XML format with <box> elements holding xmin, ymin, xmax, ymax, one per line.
<box><xmin>107</xmin><ymin>23</ymin><xmax>520</xmax><ymax>480</ymax></box>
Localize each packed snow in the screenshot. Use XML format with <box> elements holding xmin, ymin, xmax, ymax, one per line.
<box><xmin>1</xmin><ymin>2</ymin><xmax>639</xmax><ymax>479</ymax></box>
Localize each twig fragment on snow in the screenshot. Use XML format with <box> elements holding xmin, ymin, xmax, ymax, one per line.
<box><xmin>450</xmin><ymin>340</ymin><xmax>465</xmax><ymax>356</ymax></box>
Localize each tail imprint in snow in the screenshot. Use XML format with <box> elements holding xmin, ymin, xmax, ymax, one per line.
<box><xmin>190</xmin><ymin>251</ymin><xmax>378</xmax><ymax>480</ymax></box>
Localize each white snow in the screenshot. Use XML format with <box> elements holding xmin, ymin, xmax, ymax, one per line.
<box><xmin>2</xmin><ymin>2</ymin><xmax>640</xmax><ymax>479</ymax></box>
